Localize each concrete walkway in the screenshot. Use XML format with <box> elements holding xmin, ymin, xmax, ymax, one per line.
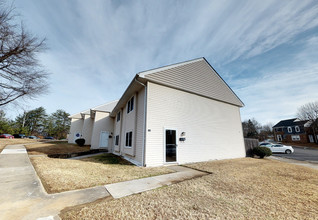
<box><xmin>105</xmin><ymin>165</ymin><xmax>207</xmax><ymax>198</ymax></box>
<box><xmin>0</xmin><ymin>145</ymin><xmax>109</xmax><ymax>220</ymax></box>
<box><xmin>0</xmin><ymin>145</ymin><xmax>208</xmax><ymax>219</ymax></box>
<box><xmin>270</xmin><ymin>156</ymin><xmax>318</xmax><ymax>170</ymax></box>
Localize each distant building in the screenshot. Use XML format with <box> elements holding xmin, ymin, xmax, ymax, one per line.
<box><xmin>273</xmin><ymin>118</ymin><xmax>314</xmax><ymax>144</ymax></box>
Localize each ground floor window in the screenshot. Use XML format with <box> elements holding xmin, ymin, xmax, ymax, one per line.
<box><xmin>291</xmin><ymin>135</ymin><xmax>300</xmax><ymax>141</ymax></box>
<box><xmin>115</xmin><ymin>135</ymin><xmax>119</xmax><ymax>146</ymax></box>
<box><xmin>277</xmin><ymin>134</ymin><xmax>282</xmax><ymax>141</ymax></box>
<box><xmin>125</xmin><ymin>131</ymin><xmax>133</xmax><ymax>147</ymax></box>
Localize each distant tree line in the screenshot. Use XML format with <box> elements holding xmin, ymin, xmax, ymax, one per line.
<box><xmin>0</xmin><ymin>107</ymin><xmax>70</xmax><ymax>139</ymax></box>
<box><xmin>242</xmin><ymin>118</ymin><xmax>273</xmax><ymax>141</ymax></box>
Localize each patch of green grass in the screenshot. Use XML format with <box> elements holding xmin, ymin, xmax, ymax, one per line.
<box><xmin>84</xmin><ymin>153</ymin><xmax>132</xmax><ymax>165</ymax></box>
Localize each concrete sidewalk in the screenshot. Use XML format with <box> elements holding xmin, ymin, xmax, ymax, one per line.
<box><xmin>0</xmin><ymin>145</ymin><xmax>109</xmax><ymax>220</ymax></box>
<box><xmin>105</xmin><ymin>165</ymin><xmax>207</xmax><ymax>198</ymax></box>
<box><xmin>270</xmin><ymin>156</ymin><xmax>318</xmax><ymax>170</ymax></box>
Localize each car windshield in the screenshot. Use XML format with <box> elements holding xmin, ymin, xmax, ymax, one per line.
<box><xmin>274</xmin><ymin>145</ymin><xmax>282</xmax><ymax>147</ymax></box>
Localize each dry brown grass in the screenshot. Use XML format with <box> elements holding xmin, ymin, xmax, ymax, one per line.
<box><xmin>25</xmin><ymin>141</ymin><xmax>90</xmax><ymax>155</ymax></box>
<box><xmin>61</xmin><ymin>158</ymin><xmax>318</xmax><ymax>220</ymax></box>
<box><xmin>0</xmin><ymin>139</ymin><xmax>42</xmax><ymax>151</ymax></box>
<box><xmin>31</xmin><ymin>155</ymin><xmax>174</xmax><ymax>193</ymax></box>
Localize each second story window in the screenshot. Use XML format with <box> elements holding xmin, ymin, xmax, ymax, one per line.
<box><xmin>125</xmin><ymin>131</ymin><xmax>133</xmax><ymax>147</ymax></box>
<box><xmin>287</xmin><ymin>127</ymin><xmax>292</xmax><ymax>133</ymax></box>
<box><xmin>295</xmin><ymin>126</ymin><xmax>300</xmax><ymax>132</ymax></box>
<box><xmin>116</xmin><ymin>112</ymin><xmax>120</xmax><ymax>122</ymax></box>
<box><xmin>127</xmin><ymin>96</ymin><xmax>134</xmax><ymax>114</ymax></box>
<box><xmin>115</xmin><ymin>135</ymin><xmax>119</xmax><ymax>146</ymax></box>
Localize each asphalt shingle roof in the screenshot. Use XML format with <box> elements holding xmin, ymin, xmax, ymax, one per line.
<box><xmin>273</xmin><ymin>118</ymin><xmax>308</xmax><ymax>128</ymax></box>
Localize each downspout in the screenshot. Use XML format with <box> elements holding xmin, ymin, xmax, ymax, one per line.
<box><xmin>135</xmin><ymin>77</ymin><xmax>147</xmax><ymax>167</ymax></box>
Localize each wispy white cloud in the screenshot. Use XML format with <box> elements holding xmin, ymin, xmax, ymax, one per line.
<box><xmin>6</xmin><ymin>0</ymin><xmax>318</xmax><ymax>123</ymax></box>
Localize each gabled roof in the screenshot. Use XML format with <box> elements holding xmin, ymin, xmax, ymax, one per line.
<box><xmin>110</xmin><ymin>57</ymin><xmax>244</xmax><ymax>116</ymax></box>
<box><xmin>91</xmin><ymin>100</ymin><xmax>118</xmax><ymax>112</ymax></box>
<box><xmin>140</xmin><ymin>57</ymin><xmax>244</xmax><ymax>107</ymax></box>
<box><xmin>69</xmin><ymin>112</ymin><xmax>82</xmax><ymax>119</ymax></box>
<box><xmin>70</xmin><ymin>100</ymin><xmax>118</xmax><ymax>119</ymax></box>
<box><xmin>273</xmin><ymin>118</ymin><xmax>308</xmax><ymax>128</ymax></box>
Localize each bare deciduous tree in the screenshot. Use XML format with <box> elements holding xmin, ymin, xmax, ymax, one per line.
<box><xmin>0</xmin><ymin>3</ymin><xmax>48</xmax><ymax>106</ymax></box>
<box><xmin>297</xmin><ymin>101</ymin><xmax>318</xmax><ymax>143</ymax></box>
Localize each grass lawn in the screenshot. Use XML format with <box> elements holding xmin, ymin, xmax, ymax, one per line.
<box><xmin>31</xmin><ymin>153</ymin><xmax>174</xmax><ymax>193</ymax></box>
<box><xmin>0</xmin><ymin>139</ymin><xmax>42</xmax><ymax>152</ymax></box>
<box><xmin>26</xmin><ymin>141</ymin><xmax>91</xmax><ymax>155</ymax></box>
<box><xmin>60</xmin><ymin>158</ymin><xmax>318</xmax><ymax>220</ymax></box>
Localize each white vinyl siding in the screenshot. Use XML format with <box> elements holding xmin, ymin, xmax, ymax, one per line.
<box><xmin>145</xmin><ymin>82</ymin><xmax>245</xmax><ymax>167</ymax></box>
<box><xmin>112</xmin><ymin>89</ymin><xmax>146</xmax><ymax>166</ymax></box>
<box><xmin>90</xmin><ymin>112</ymin><xmax>114</xmax><ymax>149</ymax></box>
<box><xmin>113</xmin><ymin>110</ymin><xmax>122</xmax><ymax>152</ymax></box>
<box><xmin>143</xmin><ymin>58</ymin><xmax>243</xmax><ymax>107</ymax></box>
<box><xmin>68</xmin><ymin>118</ymin><xmax>84</xmax><ymax>144</ymax></box>
<box><xmin>81</xmin><ymin>114</ymin><xmax>94</xmax><ymax>145</ymax></box>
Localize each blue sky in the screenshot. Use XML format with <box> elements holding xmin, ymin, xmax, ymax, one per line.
<box><xmin>5</xmin><ymin>0</ymin><xmax>318</xmax><ymax>125</ymax></box>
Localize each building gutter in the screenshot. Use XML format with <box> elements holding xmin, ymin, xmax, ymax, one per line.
<box><xmin>134</xmin><ymin>76</ymin><xmax>147</xmax><ymax>167</ymax></box>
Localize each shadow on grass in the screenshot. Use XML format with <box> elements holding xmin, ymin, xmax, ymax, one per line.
<box><xmin>82</xmin><ymin>153</ymin><xmax>133</xmax><ymax>165</ymax></box>
<box><xmin>26</xmin><ymin>142</ymin><xmax>91</xmax><ymax>156</ymax></box>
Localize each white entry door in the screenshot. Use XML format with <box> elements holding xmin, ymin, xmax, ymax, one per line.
<box><xmin>99</xmin><ymin>131</ymin><xmax>109</xmax><ymax>148</ymax></box>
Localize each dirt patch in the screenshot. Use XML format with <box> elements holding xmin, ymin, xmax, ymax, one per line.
<box><xmin>31</xmin><ymin>155</ymin><xmax>174</xmax><ymax>193</ymax></box>
<box><xmin>60</xmin><ymin>158</ymin><xmax>318</xmax><ymax>220</ymax></box>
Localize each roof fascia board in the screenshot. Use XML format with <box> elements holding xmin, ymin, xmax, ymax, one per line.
<box><xmin>138</xmin><ymin>57</ymin><xmax>204</xmax><ymax>77</ymax></box>
<box><xmin>110</xmin><ymin>75</ymin><xmax>139</xmax><ymax>117</ymax></box>
<box><xmin>91</xmin><ymin>100</ymin><xmax>119</xmax><ymax>112</ymax></box>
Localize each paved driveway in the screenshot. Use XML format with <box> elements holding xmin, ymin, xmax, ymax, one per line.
<box><xmin>273</xmin><ymin>146</ymin><xmax>318</xmax><ymax>162</ymax></box>
<box><xmin>0</xmin><ymin>145</ymin><xmax>109</xmax><ymax>220</ymax></box>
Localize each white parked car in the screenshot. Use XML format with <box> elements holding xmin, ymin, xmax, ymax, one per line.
<box><xmin>259</xmin><ymin>143</ymin><xmax>294</xmax><ymax>154</ymax></box>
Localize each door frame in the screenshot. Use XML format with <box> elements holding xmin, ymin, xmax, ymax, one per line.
<box><xmin>99</xmin><ymin>131</ymin><xmax>109</xmax><ymax>148</ymax></box>
<box><xmin>163</xmin><ymin>127</ymin><xmax>178</xmax><ymax>163</ymax></box>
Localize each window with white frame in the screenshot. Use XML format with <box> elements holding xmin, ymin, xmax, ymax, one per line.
<box><xmin>116</xmin><ymin>112</ymin><xmax>120</xmax><ymax>122</ymax></box>
<box><xmin>287</xmin><ymin>127</ymin><xmax>292</xmax><ymax>133</ymax></box>
<box><xmin>115</xmin><ymin>135</ymin><xmax>119</xmax><ymax>146</ymax></box>
<box><xmin>125</xmin><ymin>131</ymin><xmax>133</xmax><ymax>147</ymax></box>
<box><xmin>291</xmin><ymin>135</ymin><xmax>300</xmax><ymax>141</ymax></box>
<box><xmin>127</xmin><ymin>96</ymin><xmax>134</xmax><ymax>114</ymax></box>
<box><xmin>295</xmin><ymin>126</ymin><xmax>300</xmax><ymax>132</ymax></box>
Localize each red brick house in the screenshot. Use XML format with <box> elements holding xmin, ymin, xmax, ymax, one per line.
<box><xmin>273</xmin><ymin>118</ymin><xmax>314</xmax><ymax>144</ymax></box>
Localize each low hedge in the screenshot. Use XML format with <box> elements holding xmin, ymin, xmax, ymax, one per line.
<box><xmin>75</xmin><ymin>138</ymin><xmax>85</xmax><ymax>146</ymax></box>
<box><xmin>253</xmin><ymin>146</ymin><xmax>272</xmax><ymax>158</ymax></box>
